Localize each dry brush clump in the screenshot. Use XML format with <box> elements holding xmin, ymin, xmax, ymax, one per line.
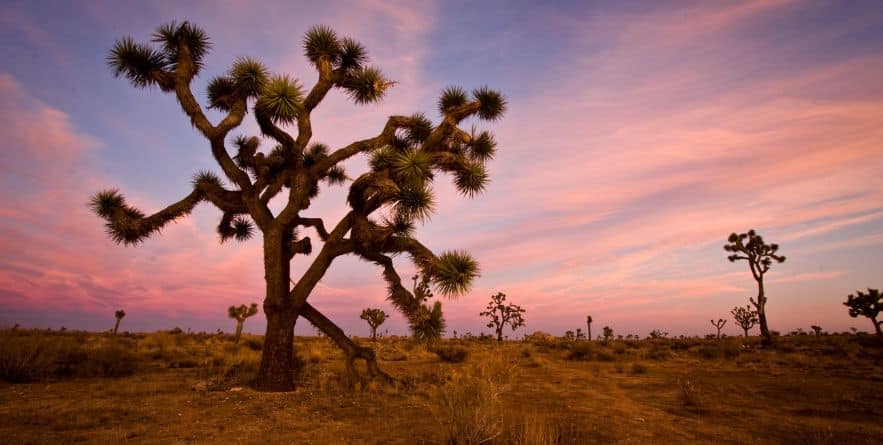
<box><xmin>0</xmin><ymin>331</ymin><xmax>138</xmax><ymax>382</ymax></box>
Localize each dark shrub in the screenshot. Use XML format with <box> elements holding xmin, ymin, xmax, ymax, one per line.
<box><xmin>565</xmin><ymin>342</ymin><xmax>595</xmax><ymax>361</ymax></box>
<box><xmin>430</xmin><ymin>345</ymin><xmax>468</xmax><ymax>363</ymax></box>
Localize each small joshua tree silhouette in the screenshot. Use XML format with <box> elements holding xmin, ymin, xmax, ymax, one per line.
<box><xmin>731</xmin><ymin>305</ymin><xmax>758</xmax><ymax>338</ymax></box>
<box><xmin>710</xmin><ymin>318</ymin><xmax>727</xmax><ymax>339</ymax></box>
<box><xmin>360</xmin><ymin>308</ymin><xmax>388</xmax><ymax>342</ymax></box>
<box><xmin>586</xmin><ymin>315</ymin><xmax>593</xmax><ymax>342</ymax></box>
<box><xmin>228</xmin><ymin>303</ymin><xmax>259</xmax><ymax>344</ymax></box>
<box><xmin>479</xmin><ymin>292</ymin><xmax>525</xmax><ymax>341</ymax></box>
<box><xmin>724</xmin><ymin>229</ymin><xmax>785</xmax><ymax>346</ymax></box>
<box><xmin>843</xmin><ymin>288</ymin><xmax>881</xmax><ymax>335</ymax></box>
<box><xmin>810</xmin><ymin>325</ymin><xmax>823</xmax><ymax>336</ymax></box>
<box><xmin>602</xmin><ymin>326</ymin><xmax>614</xmax><ymax>342</ymax></box>
<box><xmin>113</xmin><ymin>309</ymin><xmax>126</xmax><ymax>335</ymax></box>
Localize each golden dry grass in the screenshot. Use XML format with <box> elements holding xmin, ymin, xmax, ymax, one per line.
<box><xmin>1</xmin><ymin>330</ymin><xmax>882</xmax><ymax>444</ymax></box>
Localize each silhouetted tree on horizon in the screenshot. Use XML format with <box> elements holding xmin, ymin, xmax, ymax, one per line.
<box><xmin>228</xmin><ymin>303</ymin><xmax>259</xmax><ymax>344</ymax></box>
<box><xmin>480</xmin><ymin>292</ymin><xmax>526</xmax><ymax>341</ymax></box>
<box><xmin>360</xmin><ymin>308</ymin><xmax>388</xmax><ymax>342</ymax></box>
<box><xmin>91</xmin><ymin>21</ymin><xmax>504</xmax><ymax>391</ymax></box>
<box><xmin>710</xmin><ymin>318</ymin><xmax>727</xmax><ymax>339</ymax></box>
<box><xmin>731</xmin><ymin>305</ymin><xmax>758</xmax><ymax>338</ymax></box>
<box><xmin>586</xmin><ymin>315</ymin><xmax>593</xmax><ymax>342</ymax></box>
<box><xmin>113</xmin><ymin>309</ymin><xmax>126</xmax><ymax>335</ymax></box>
<box><xmin>844</xmin><ymin>288</ymin><xmax>881</xmax><ymax>335</ymax></box>
<box><xmin>724</xmin><ymin>230</ymin><xmax>785</xmax><ymax>346</ymax></box>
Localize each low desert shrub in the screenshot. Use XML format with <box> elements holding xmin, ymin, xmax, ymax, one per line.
<box><xmin>630</xmin><ymin>363</ymin><xmax>648</xmax><ymax>374</ymax></box>
<box><xmin>0</xmin><ymin>332</ymin><xmax>60</xmax><ymax>382</ymax></box>
<box><xmin>565</xmin><ymin>342</ymin><xmax>595</xmax><ymax>361</ymax></box>
<box><xmin>678</xmin><ymin>378</ymin><xmax>704</xmax><ymax>411</ymax></box>
<box><xmin>431</xmin><ymin>345</ymin><xmax>469</xmax><ymax>363</ymax></box>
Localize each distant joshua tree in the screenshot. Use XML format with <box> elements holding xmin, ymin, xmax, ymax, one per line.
<box><xmin>586</xmin><ymin>315</ymin><xmax>593</xmax><ymax>342</ymax></box>
<box><xmin>710</xmin><ymin>318</ymin><xmax>727</xmax><ymax>339</ymax></box>
<box><xmin>228</xmin><ymin>303</ymin><xmax>259</xmax><ymax>344</ymax></box>
<box><xmin>731</xmin><ymin>305</ymin><xmax>758</xmax><ymax>338</ymax></box>
<box><xmin>648</xmin><ymin>329</ymin><xmax>668</xmax><ymax>339</ymax></box>
<box><xmin>360</xmin><ymin>308</ymin><xmax>388</xmax><ymax>342</ymax></box>
<box><xmin>810</xmin><ymin>325</ymin><xmax>823</xmax><ymax>336</ymax></box>
<box><xmin>92</xmin><ymin>21</ymin><xmax>502</xmax><ymax>391</ymax></box>
<box><xmin>843</xmin><ymin>288</ymin><xmax>881</xmax><ymax>335</ymax></box>
<box><xmin>602</xmin><ymin>326</ymin><xmax>614</xmax><ymax>342</ymax></box>
<box><xmin>480</xmin><ymin>292</ymin><xmax>526</xmax><ymax>341</ymax></box>
<box><xmin>576</xmin><ymin>328</ymin><xmax>585</xmax><ymax>340</ymax></box>
<box><xmin>724</xmin><ymin>230</ymin><xmax>786</xmax><ymax>346</ymax></box>
<box><xmin>113</xmin><ymin>309</ymin><xmax>126</xmax><ymax>335</ymax></box>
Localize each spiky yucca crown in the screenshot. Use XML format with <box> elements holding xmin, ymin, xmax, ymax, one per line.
<box><xmin>228</xmin><ymin>303</ymin><xmax>259</xmax><ymax>321</ymax></box>
<box><xmin>115</xmin><ymin>310</ymin><xmax>126</xmax><ymax>319</ymax></box>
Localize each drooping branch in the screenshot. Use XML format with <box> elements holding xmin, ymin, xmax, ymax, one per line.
<box><xmin>89</xmin><ymin>189</ymin><xmax>204</xmax><ymax>245</ymax></box>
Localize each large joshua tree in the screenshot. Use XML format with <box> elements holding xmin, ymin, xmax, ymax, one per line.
<box><xmin>228</xmin><ymin>303</ymin><xmax>259</xmax><ymax>344</ymax></box>
<box><xmin>91</xmin><ymin>22</ymin><xmax>503</xmax><ymax>391</ymax></box>
<box><xmin>724</xmin><ymin>230</ymin><xmax>785</xmax><ymax>347</ymax></box>
<box><xmin>843</xmin><ymin>288</ymin><xmax>881</xmax><ymax>335</ymax></box>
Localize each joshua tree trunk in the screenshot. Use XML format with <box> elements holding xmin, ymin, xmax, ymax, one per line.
<box><xmin>754</xmin><ymin>277</ymin><xmax>772</xmax><ymax>346</ymax></box>
<box><xmin>254</xmin><ymin>233</ymin><xmax>297</xmax><ymax>391</ymax></box>
<box><xmin>742</xmin><ymin>327</ymin><xmax>749</xmax><ymax>337</ymax></box>
<box><xmin>587</xmin><ymin>321</ymin><xmax>592</xmax><ymax>342</ymax></box>
<box><xmin>370</xmin><ymin>326</ymin><xmax>377</xmax><ymax>342</ymax></box>
<box><xmin>113</xmin><ymin>318</ymin><xmax>121</xmax><ymax>335</ymax></box>
<box><xmin>234</xmin><ymin>320</ymin><xmax>244</xmax><ymax>344</ymax></box>
<box><xmin>874</xmin><ymin>317</ymin><xmax>882</xmax><ymax>335</ymax></box>
<box><xmin>495</xmin><ymin>327</ymin><xmax>503</xmax><ymax>341</ymax></box>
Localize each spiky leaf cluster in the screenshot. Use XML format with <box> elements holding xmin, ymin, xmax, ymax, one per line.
<box><xmin>472</xmin><ymin>86</ymin><xmax>506</xmax><ymax>121</ymax></box>
<box><xmin>115</xmin><ymin>310</ymin><xmax>126</xmax><ymax>319</ymax></box>
<box><xmin>152</xmin><ymin>21</ymin><xmax>211</xmax><ymax>74</ymax></box>
<box><xmin>107</xmin><ymin>37</ymin><xmax>171</xmax><ymax>90</ymax></box>
<box><xmin>410</xmin><ymin>300</ymin><xmax>445</xmax><ymax>343</ymax></box>
<box><xmin>228</xmin><ymin>303</ymin><xmax>259</xmax><ymax>321</ymax></box>
<box><xmin>438</xmin><ymin>86</ymin><xmax>468</xmax><ymax>115</ymax></box>
<box><xmin>430</xmin><ymin>251</ymin><xmax>480</xmax><ymax>296</ymax></box>
<box><xmin>255</xmin><ymin>74</ymin><xmax>304</xmax><ymax>124</ymax></box>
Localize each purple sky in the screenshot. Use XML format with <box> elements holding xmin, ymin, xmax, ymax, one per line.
<box><xmin>1</xmin><ymin>0</ymin><xmax>882</xmax><ymax>338</ymax></box>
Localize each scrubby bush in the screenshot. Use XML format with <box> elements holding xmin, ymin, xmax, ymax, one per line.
<box><xmin>430</xmin><ymin>345</ymin><xmax>469</xmax><ymax>363</ymax></box>
<box><xmin>565</xmin><ymin>342</ymin><xmax>595</xmax><ymax>361</ymax></box>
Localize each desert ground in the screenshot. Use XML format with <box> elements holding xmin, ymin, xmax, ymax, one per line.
<box><xmin>1</xmin><ymin>329</ymin><xmax>882</xmax><ymax>444</ymax></box>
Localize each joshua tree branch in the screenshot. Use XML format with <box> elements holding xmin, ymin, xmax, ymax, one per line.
<box><xmin>314</xmin><ymin>115</ymin><xmax>412</xmax><ymax>173</ymax></box>
<box><xmin>298</xmin><ymin>217</ymin><xmax>330</xmax><ymax>241</ymax></box>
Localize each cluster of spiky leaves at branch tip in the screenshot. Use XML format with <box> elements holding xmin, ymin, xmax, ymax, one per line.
<box><xmin>360</xmin><ymin>308</ymin><xmax>388</xmax><ymax>342</ymax></box>
<box><xmin>479</xmin><ymin>292</ymin><xmax>525</xmax><ymax>342</ymax></box>
<box><xmin>710</xmin><ymin>318</ymin><xmax>727</xmax><ymax>339</ymax></box>
<box><xmin>92</xmin><ymin>21</ymin><xmax>505</xmax><ymax>390</ymax></box>
<box><xmin>731</xmin><ymin>305</ymin><xmax>758</xmax><ymax>337</ymax></box>
<box><xmin>406</xmin><ymin>274</ymin><xmax>446</xmax><ymax>343</ymax></box>
<box><xmin>228</xmin><ymin>303</ymin><xmax>258</xmax><ymax>344</ymax></box>
<box><xmin>112</xmin><ymin>309</ymin><xmax>126</xmax><ymax>335</ymax></box>
<box><xmin>844</xmin><ymin>288</ymin><xmax>882</xmax><ymax>335</ymax></box>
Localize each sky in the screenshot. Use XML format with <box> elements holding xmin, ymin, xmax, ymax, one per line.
<box><xmin>1</xmin><ymin>0</ymin><xmax>882</xmax><ymax>338</ymax></box>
